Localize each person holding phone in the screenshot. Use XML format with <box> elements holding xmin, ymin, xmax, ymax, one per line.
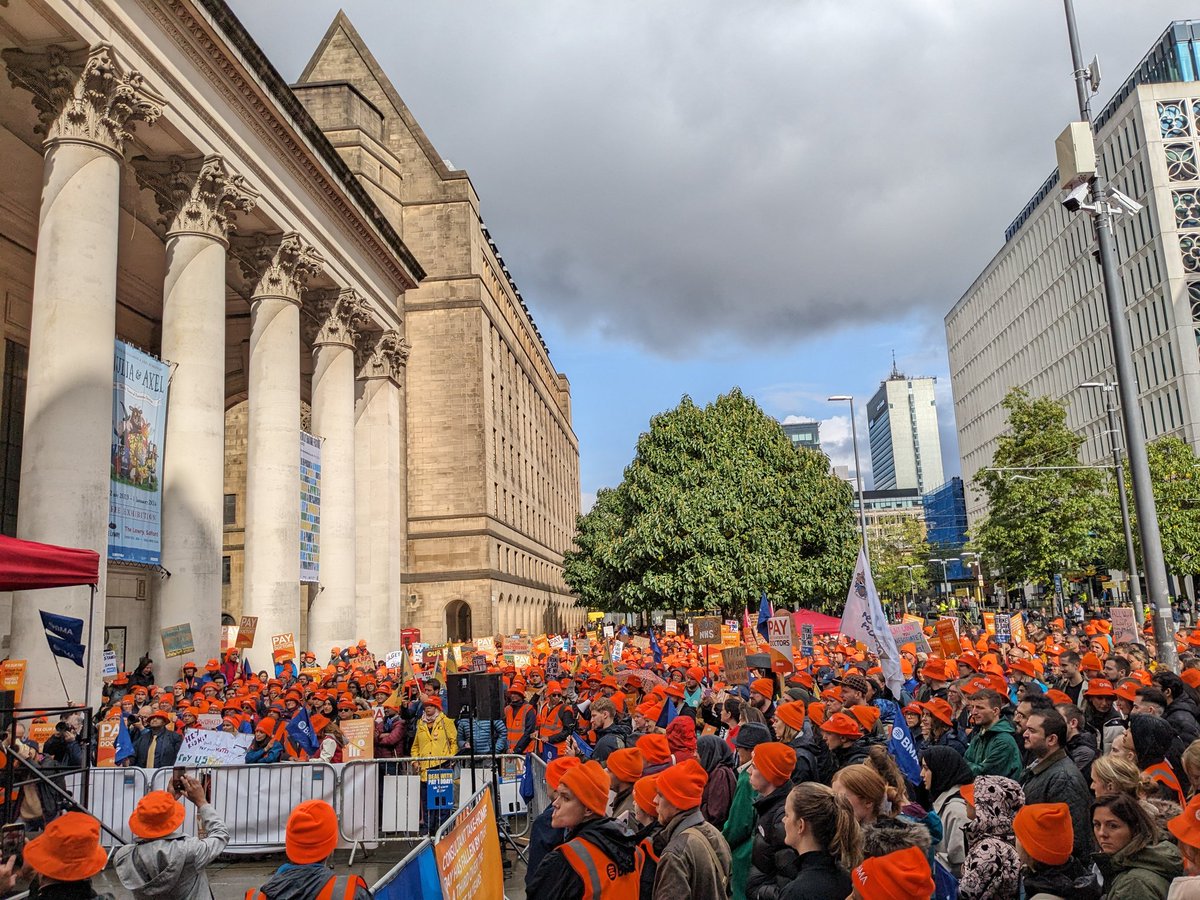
<box><xmin>113</xmin><ymin>774</ymin><xmax>228</xmax><ymax>900</ymax></box>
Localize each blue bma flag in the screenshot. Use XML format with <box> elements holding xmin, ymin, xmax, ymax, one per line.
<box><xmin>115</xmin><ymin>715</ymin><xmax>135</xmax><ymax>764</ymax></box>
<box><xmin>40</xmin><ymin>610</ymin><xmax>86</xmax><ymax>667</ymax></box>
<box><xmin>649</xmin><ymin>629</ymin><xmax>663</xmax><ymax>665</ymax></box>
<box><xmin>656</xmin><ymin>698</ymin><xmax>678</xmax><ymax>729</ymax></box>
<box><xmin>879</xmin><ymin>698</ymin><xmax>921</xmax><ymax>786</ymax></box>
<box><xmin>286</xmin><ymin>707</ymin><xmax>320</xmax><ymax>755</ymax></box>
<box><xmin>756</xmin><ymin>592</ymin><xmax>773</xmax><ymax>642</ymax></box>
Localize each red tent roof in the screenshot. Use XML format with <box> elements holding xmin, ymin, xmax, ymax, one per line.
<box><xmin>0</xmin><ymin>535</ymin><xmax>100</xmax><ymax>592</ymax></box>
<box><xmin>791</xmin><ymin>608</ymin><xmax>842</xmax><ymax>635</ymax></box>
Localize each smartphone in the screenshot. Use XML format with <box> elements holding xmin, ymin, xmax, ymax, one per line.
<box><xmin>1</xmin><ymin>823</ymin><xmax>24</xmax><ymax>867</ymax></box>
<box><xmin>171</xmin><ymin>766</ymin><xmax>186</xmax><ymax>792</ymax></box>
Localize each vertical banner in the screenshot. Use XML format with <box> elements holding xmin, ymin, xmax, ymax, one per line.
<box><xmin>434</xmin><ymin>786</ymin><xmax>504</xmax><ymax>900</ymax></box>
<box><xmin>299</xmin><ymin>431</ymin><xmax>321</xmax><ymax>583</ymax></box>
<box><xmin>108</xmin><ymin>340</ymin><xmax>168</xmax><ymax>564</ymax></box>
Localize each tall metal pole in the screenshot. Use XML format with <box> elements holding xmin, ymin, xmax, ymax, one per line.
<box><xmin>849</xmin><ymin>397</ymin><xmax>869</xmax><ymax>560</ymax></box>
<box><xmin>1099</xmin><ymin>385</ymin><xmax>1146</xmax><ymax>626</ymax></box>
<box><xmin>1063</xmin><ymin>0</ymin><xmax>1176</xmax><ymax>667</ymax></box>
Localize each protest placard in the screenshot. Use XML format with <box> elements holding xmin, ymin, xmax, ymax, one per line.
<box><xmin>1009</xmin><ymin>613</ymin><xmax>1028</xmax><ymax>646</ymax></box>
<box><xmin>982</xmin><ymin>611</ymin><xmax>996</xmax><ymax>635</ymax></box>
<box><xmin>664</xmin><ymin>619</ymin><xmax>677</xmax><ymax>634</ymax></box>
<box><xmin>889</xmin><ymin>620</ymin><xmax>932</xmax><ymax>655</ymax></box>
<box><xmin>800</xmin><ymin>624</ymin><xmax>815</xmax><ymax>658</ymax></box>
<box><xmin>220</xmin><ymin>625</ymin><xmax>238</xmax><ymax>652</ymax></box>
<box><xmin>96</xmin><ymin>719</ymin><xmax>119</xmax><ymax>768</ymax></box>
<box><xmin>994</xmin><ymin>613</ymin><xmax>1011</xmax><ymax>642</ymax></box>
<box><xmin>197</xmin><ymin>713</ymin><xmax>222</xmax><ymax>730</ymax></box>
<box><xmin>935</xmin><ymin>619</ymin><xmax>962</xmax><ymax>657</ymax></box>
<box><xmin>722</xmin><ymin>645</ymin><xmax>749</xmax><ymax>685</ymax></box>
<box><xmin>161</xmin><ymin>623</ymin><xmax>194</xmax><ymax>658</ymax></box>
<box><xmin>341</xmin><ymin>717</ymin><xmax>374</xmax><ymax>760</ymax></box>
<box><xmin>603</xmin><ymin>625</ymin><xmax>615</xmax><ymax>639</ymax></box>
<box><xmin>175</xmin><ymin>729</ymin><xmax>253</xmax><ymax>767</ymax></box>
<box><xmin>1111</xmin><ymin>606</ymin><xmax>1140</xmax><ymax>644</ymax></box>
<box><xmin>385</xmin><ymin>650</ymin><xmax>404</xmax><ymax>669</ymax></box>
<box><xmin>235</xmin><ymin>616</ymin><xmax>258</xmax><ymax>649</ymax></box>
<box><xmin>610</xmin><ymin>640</ymin><xmax>624</xmax><ymax>662</ymax></box>
<box><xmin>548</xmin><ymin>635</ymin><xmax>564</xmax><ymax>651</ymax></box>
<box><xmin>693</xmin><ymin>616</ymin><xmax>722</xmax><ymax>646</ymax></box>
<box><xmin>27</xmin><ymin>722</ymin><xmax>55</xmax><ymax>750</ymax></box>
<box><xmin>545</xmin><ymin>654</ymin><xmax>562</xmax><ymax>680</ymax></box>
<box><xmin>0</xmin><ymin>660</ymin><xmax>26</xmax><ymax>704</ymax></box>
<box><xmin>471</xmin><ymin>653</ymin><xmax>488</xmax><ymax>672</ymax></box>
<box><xmin>631</xmin><ymin>636</ymin><xmax>651</xmax><ymax>651</ymax></box>
<box><xmin>475</xmin><ymin>636</ymin><xmax>497</xmax><ymax>658</ymax></box>
<box><xmin>271</xmin><ymin>632</ymin><xmax>296</xmax><ymax>664</ymax></box>
<box><xmin>101</xmin><ymin>650</ymin><xmax>118</xmax><ymax>678</ymax></box>
<box><xmin>765</xmin><ymin>615</ymin><xmax>794</xmax><ymax>672</ymax></box>
<box><xmin>434</xmin><ymin>786</ymin><xmax>503</xmax><ymax>900</ymax></box>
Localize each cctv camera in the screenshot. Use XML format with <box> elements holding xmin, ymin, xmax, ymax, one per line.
<box><xmin>1062</xmin><ymin>182</ymin><xmax>1092</xmax><ymax>213</ymax></box>
<box><xmin>1108</xmin><ymin>189</ymin><xmax>1143</xmax><ymax>216</ymax></box>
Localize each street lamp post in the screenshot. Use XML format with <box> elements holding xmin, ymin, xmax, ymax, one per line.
<box><xmin>898</xmin><ymin>564</ymin><xmax>918</xmax><ymax>616</ymax></box>
<box><xmin>828</xmin><ymin>395</ymin><xmax>869</xmax><ymax>562</ymax></box>
<box><xmin>961</xmin><ymin>551</ymin><xmax>985</xmax><ymax>605</ymax></box>
<box><xmin>930</xmin><ymin>558</ymin><xmax>952</xmax><ymax>604</ymax></box>
<box><xmin>1081</xmin><ymin>380</ymin><xmax>1146</xmax><ymax>627</ymax></box>
<box><xmin>1061</xmin><ymin>0</ymin><xmax>1176</xmax><ymax>668</ymax></box>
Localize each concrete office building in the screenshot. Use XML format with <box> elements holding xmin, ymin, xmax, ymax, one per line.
<box><xmin>947</xmin><ymin>22</ymin><xmax>1200</xmax><ymax>523</ymax></box>
<box><xmin>782</xmin><ymin>420</ymin><xmax>821</xmax><ymax>453</ymax></box>
<box><xmin>867</xmin><ymin>368</ymin><xmax>944</xmax><ymax>493</ymax></box>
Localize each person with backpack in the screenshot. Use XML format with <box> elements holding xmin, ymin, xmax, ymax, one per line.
<box><xmin>248</xmin><ymin>800</ymin><xmax>370</xmax><ymax>900</ymax></box>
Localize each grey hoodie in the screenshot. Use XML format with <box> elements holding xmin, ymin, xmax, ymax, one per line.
<box><xmin>112</xmin><ymin>803</ymin><xmax>228</xmax><ymax>900</ymax></box>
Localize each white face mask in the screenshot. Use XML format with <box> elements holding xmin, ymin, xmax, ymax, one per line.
<box><xmin>423</xmin><ymin>707</ymin><xmax>438</xmax><ymax>721</ymax></box>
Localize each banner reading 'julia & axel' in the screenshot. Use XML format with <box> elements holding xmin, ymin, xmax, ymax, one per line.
<box><xmin>108</xmin><ymin>340</ymin><xmax>169</xmax><ymax>565</ymax></box>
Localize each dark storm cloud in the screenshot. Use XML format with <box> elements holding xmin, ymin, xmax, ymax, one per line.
<box><xmin>231</xmin><ymin>0</ymin><xmax>1196</xmax><ymax>355</ymax></box>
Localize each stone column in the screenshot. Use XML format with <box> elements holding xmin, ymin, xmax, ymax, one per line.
<box><xmin>2</xmin><ymin>44</ymin><xmax>162</xmax><ymax>706</ymax></box>
<box><xmin>355</xmin><ymin>330</ymin><xmax>409</xmax><ymax>649</ymax></box>
<box><xmin>134</xmin><ymin>156</ymin><xmax>257</xmax><ymax>676</ymax></box>
<box><xmin>306</xmin><ymin>290</ymin><xmax>370</xmax><ymax>653</ymax></box>
<box><xmin>234</xmin><ymin>234</ymin><xmax>323</xmax><ymax>671</ymax></box>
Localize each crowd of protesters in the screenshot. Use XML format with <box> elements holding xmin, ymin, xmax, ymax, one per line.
<box><xmin>17</xmin><ymin>606</ymin><xmax>1200</xmax><ymax>898</ymax></box>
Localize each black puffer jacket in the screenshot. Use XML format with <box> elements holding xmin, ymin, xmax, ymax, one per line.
<box><xmin>831</xmin><ymin>738</ymin><xmax>870</xmax><ymax>771</ymax></box>
<box><xmin>1065</xmin><ymin>730</ymin><xmax>1098</xmax><ymax>782</ymax></box>
<box><xmin>1164</xmin><ymin>695</ymin><xmax>1200</xmax><ymax>744</ymax></box>
<box><xmin>746</xmin><ymin>780</ymin><xmax>798</xmax><ymax>900</ymax></box>
<box><xmin>591</xmin><ymin>719</ymin><xmax>632</xmax><ymax>765</ymax></box>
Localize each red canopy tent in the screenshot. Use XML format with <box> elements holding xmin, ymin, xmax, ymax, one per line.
<box><xmin>0</xmin><ymin>535</ymin><xmax>100</xmax><ymax>592</ymax></box>
<box><xmin>791</xmin><ymin>608</ymin><xmax>842</xmax><ymax>636</ymax></box>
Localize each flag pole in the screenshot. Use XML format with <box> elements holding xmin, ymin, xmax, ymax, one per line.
<box><xmin>83</xmin><ymin>584</ymin><xmax>96</xmax><ymax>711</ymax></box>
<box><xmin>53</xmin><ymin>657</ymin><xmax>70</xmax><ymax>705</ymax></box>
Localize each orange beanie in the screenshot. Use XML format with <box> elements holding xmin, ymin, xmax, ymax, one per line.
<box><xmin>633</xmin><ymin>775</ymin><xmax>658</xmax><ymax>816</ymax></box>
<box><xmin>775</xmin><ymin>700</ymin><xmax>806</xmax><ymax>731</ymax></box>
<box><xmin>607</xmin><ymin>748</ymin><xmax>644</xmax><ymax>784</ymax></box>
<box><xmin>1013</xmin><ymin>803</ymin><xmax>1073</xmax><ymax>865</ymax></box>
<box><xmin>285</xmin><ymin>800</ymin><xmax>339</xmax><ymax>864</ymax></box>
<box><xmin>851</xmin><ymin>845</ymin><xmax>935</xmax><ymax>900</ymax></box>
<box><xmin>560</xmin><ymin>760</ymin><xmax>610</xmax><ymax>817</ymax></box>
<box><xmin>546</xmin><ymin>756</ymin><xmax>582</xmax><ymax>791</ymax></box>
<box><xmin>656</xmin><ymin>757</ymin><xmax>708</xmax><ymax>810</ymax></box>
<box><xmin>637</xmin><ymin>733</ymin><xmax>672</xmax><ymax>765</ymax></box>
<box><xmin>752</xmin><ymin>742</ymin><xmax>797</xmax><ymax>786</ymax></box>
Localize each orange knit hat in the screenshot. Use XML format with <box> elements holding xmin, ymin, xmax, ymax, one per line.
<box><xmin>775</xmin><ymin>700</ymin><xmax>806</xmax><ymax>731</ymax></box>
<box><xmin>560</xmin><ymin>760</ymin><xmax>610</xmax><ymax>817</ymax></box>
<box><xmin>656</xmin><ymin>757</ymin><xmax>708</xmax><ymax>810</ymax></box>
<box><xmin>1013</xmin><ymin>803</ymin><xmax>1073</xmax><ymax>866</ymax></box>
<box><xmin>851</xmin><ymin>845</ymin><xmax>935</xmax><ymax>900</ymax></box>
<box><xmin>285</xmin><ymin>800</ymin><xmax>339</xmax><ymax>864</ymax></box>
<box><xmin>751</xmin><ymin>678</ymin><xmax>774</xmax><ymax>699</ymax></box>
<box><xmin>607</xmin><ymin>747</ymin><xmax>644</xmax><ymax>784</ymax></box>
<box><xmin>820</xmin><ymin>712</ymin><xmax>863</xmax><ymax>738</ymax></box>
<box><xmin>633</xmin><ymin>775</ymin><xmax>659</xmax><ymax>816</ymax></box>
<box><xmin>1169</xmin><ymin>794</ymin><xmax>1200</xmax><ymax>849</ymax></box>
<box><xmin>637</xmin><ymin>733</ymin><xmax>672</xmax><ymax>765</ymax></box>
<box><xmin>752</xmin><ymin>742</ymin><xmax>796</xmax><ymax>786</ymax></box>
<box><xmin>546</xmin><ymin>756</ymin><xmax>581</xmax><ymax>791</ymax></box>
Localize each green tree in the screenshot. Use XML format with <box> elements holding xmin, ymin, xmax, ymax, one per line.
<box><xmin>972</xmin><ymin>388</ymin><xmax>1118</xmax><ymax>588</ymax></box>
<box><xmin>871</xmin><ymin>515</ymin><xmax>930</xmax><ymax>602</ymax></box>
<box><xmin>563</xmin><ymin>389</ymin><xmax>858</xmax><ymax>614</ymax></box>
<box><xmin>1119</xmin><ymin>436</ymin><xmax>1200</xmax><ymax>575</ymax></box>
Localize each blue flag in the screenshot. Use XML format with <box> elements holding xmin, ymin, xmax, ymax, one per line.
<box><xmin>115</xmin><ymin>715</ymin><xmax>135</xmax><ymax>764</ymax></box>
<box><xmin>649</xmin><ymin>629</ymin><xmax>663</xmax><ymax>665</ymax></box>
<box><xmin>879</xmin><ymin>698</ymin><xmax>921</xmax><ymax>785</ymax></box>
<box><xmin>618</xmin><ymin>624</ymin><xmax>629</xmax><ymax>637</ymax></box>
<box><xmin>572</xmin><ymin>734</ymin><xmax>593</xmax><ymax>759</ymax></box>
<box><xmin>286</xmin><ymin>707</ymin><xmax>320</xmax><ymax>755</ymax></box>
<box><xmin>756</xmin><ymin>592</ymin><xmax>773</xmax><ymax>642</ymax></box>
<box><xmin>656</xmin><ymin>698</ymin><xmax>678</xmax><ymax>729</ymax></box>
<box><xmin>40</xmin><ymin>610</ymin><xmax>86</xmax><ymax>667</ymax></box>
<box><xmin>242</xmin><ymin>657</ymin><xmax>253</xmax><ymax>680</ymax></box>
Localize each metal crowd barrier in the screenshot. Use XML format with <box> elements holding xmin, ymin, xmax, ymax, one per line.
<box><xmin>336</xmin><ymin>754</ymin><xmax>530</xmax><ymax>863</ymax></box>
<box><xmin>62</xmin><ymin>768</ymin><xmax>151</xmax><ymax>847</ymax></box>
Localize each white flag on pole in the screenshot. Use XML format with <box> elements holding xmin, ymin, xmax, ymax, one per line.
<box><xmin>839</xmin><ymin>545</ymin><xmax>904</xmax><ymax>700</ymax></box>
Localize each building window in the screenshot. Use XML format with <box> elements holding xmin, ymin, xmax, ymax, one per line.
<box><xmin>0</xmin><ymin>341</ymin><xmax>28</xmax><ymax>537</ymax></box>
<box><xmin>223</xmin><ymin>494</ymin><xmax>236</xmax><ymax>526</ymax></box>
<box><xmin>222</xmin><ymin>556</ymin><xmax>231</xmax><ymax>585</ymax></box>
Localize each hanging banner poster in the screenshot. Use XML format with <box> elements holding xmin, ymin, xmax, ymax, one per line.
<box><xmin>108</xmin><ymin>340</ymin><xmax>168</xmax><ymax>564</ymax></box>
<box><xmin>299</xmin><ymin>431</ymin><xmax>321</xmax><ymax>583</ymax></box>
<box><xmin>161</xmin><ymin>623</ymin><xmax>195</xmax><ymax>658</ymax></box>
<box><xmin>0</xmin><ymin>660</ymin><xmax>25</xmax><ymax>704</ymax></box>
<box><xmin>341</xmin><ymin>717</ymin><xmax>374</xmax><ymax>760</ymax></box>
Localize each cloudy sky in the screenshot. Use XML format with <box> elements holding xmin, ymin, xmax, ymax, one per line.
<box><xmin>230</xmin><ymin>0</ymin><xmax>1195</xmax><ymax>505</ymax></box>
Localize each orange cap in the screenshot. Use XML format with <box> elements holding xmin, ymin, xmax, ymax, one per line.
<box><xmin>285</xmin><ymin>800</ymin><xmax>339</xmax><ymax>865</ymax></box>
<box><xmin>560</xmin><ymin>760</ymin><xmax>609</xmax><ymax>817</ymax></box>
<box><xmin>656</xmin><ymin>757</ymin><xmax>708</xmax><ymax>809</ymax></box>
<box><xmin>752</xmin><ymin>742</ymin><xmax>797</xmax><ymax>786</ymax></box>
<box><xmin>1013</xmin><ymin>803</ymin><xmax>1073</xmax><ymax>865</ymax></box>
<box><xmin>851</xmin><ymin>845</ymin><xmax>934</xmax><ymax>900</ymax></box>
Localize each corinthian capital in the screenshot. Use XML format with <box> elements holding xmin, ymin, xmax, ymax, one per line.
<box><xmin>133</xmin><ymin>155</ymin><xmax>259</xmax><ymax>242</ymax></box>
<box><xmin>358</xmin><ymin>329</ymin><xmax>410</xmax><ymax>383</ymax></box>
<box><xmin>306</xmin><ymin>288</ymin><xmax>372</xmax><ymax>348</ymax></box>
<box><xmin>232</xmin><ymin>232</ymin><xmax>324</xmax><ymax>303</ymax></box>
<box><xmin>2</xmin><ymin>43</ymin><xmax>164</xmax><ymax>154</ymax></box>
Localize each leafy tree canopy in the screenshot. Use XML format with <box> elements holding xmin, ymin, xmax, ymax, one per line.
<box><xmin>972</xmin><ymin>388</ymin><xmax>1118</xmax><ymax>588</ymax></box>
<box><xmin>563</xmin><ymin>389</ymin><xmax>858</xmax><ymax>614</ymax></box>
<box><xmin>1120</xmin><ymin>435</ymin><xmax>1200</xmax><ymax>574</ymax></box>
<box><xmin>871</xmin><ymin>515</ymin><xmax>930</xmax><ymax>600</ymax></box>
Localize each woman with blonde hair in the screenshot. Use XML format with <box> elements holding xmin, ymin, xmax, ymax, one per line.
<box><xmin>832</xmin><ymin>762</ymin><xmax>933</xmax><ymax>860</ymax></box>
<box><xmin>1092</xmin><ymin>753</ymin><xmax>1142</xmax><ymax>798</ymax></box>
<box><xmin>780</xmin><ymin>782</ymin><xmax>861</xmax><ymax>900</ymax></box>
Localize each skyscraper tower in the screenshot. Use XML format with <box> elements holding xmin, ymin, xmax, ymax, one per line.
<box><xmin>867</xmin><ymin>359</ymin><xmax>944</xmax><ymax>492</ymax></box>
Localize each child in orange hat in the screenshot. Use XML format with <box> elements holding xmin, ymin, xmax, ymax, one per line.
<box><xmin>1014</xmin><ymin>803</ymin><xmax>1098</xmax><ymax>896</ymax></box>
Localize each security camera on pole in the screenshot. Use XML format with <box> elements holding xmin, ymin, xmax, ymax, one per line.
<box><xmin>1058</xmin><ymin>0</ymin><xmax>1176</xmax><ymax>668</ymax></box>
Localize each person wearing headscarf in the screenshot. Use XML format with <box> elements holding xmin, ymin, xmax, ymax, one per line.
<box><xmin>919</xmin><ymin>746</ymin><xmax>974</xmax><ymax>877</ymax></box>
<box><xmin>1129</xmin><ymin>713</ymin><xmax>1190</xmax><ymax>807</ymax></box>
<box><xmin>697</xmin><ymin>734</ymin><xmax>739</xmax><ymax>830</ymax></box>
<box><xmin>958</xmin><ymin>776</ymin><xmax>1025</xmax><ymax>900</ymax></box>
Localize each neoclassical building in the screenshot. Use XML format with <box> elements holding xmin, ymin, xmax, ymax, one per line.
<box><xmin>0</xmin><ymin>1</ymin><xmax>582</xmax><ymax>706</ymax></box>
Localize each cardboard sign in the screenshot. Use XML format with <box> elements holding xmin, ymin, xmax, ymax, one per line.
<box><xmin>889</xmin><ymin>621</ymin><xmax>932</xmax><ymax>655</ymax></box>
<box><xmin>235</xmin><ymin>616</ymin><xmax>258</xmax><ymax>649</ymax></box>
<box><xmin>96</xmin><ymin>719</ymin><xmax>119</xmax><ymax>768</ymax></box>
<box><xmin>664</xmin><ymin>619</ymin><xmax>678</xmax><ymax>634</ymax></box>
<box><xmin>935</xmin><ymin>619</ymin><xmax>962</xmax><ymax>657</ymax></box>
<box><xmin>434</xmin><ymin>786</ymin><xmax>504</xmax><ymax>900</ymax></box>
<box><xmin>271</xmin><ymin>632</ymin><xmax>296</xmax><ymax>664</ymax></box>
<box><xmin>631</xmin><ymin>636</ymin><xmax>651</xmax><ymax>651</ymax></box>
<box><xmin>175</xmin><ymin>728</ymin><xmax>253</xmax><ymax>766</ymax></box>
<box><xmin>385</xmin><ymin>650</ymin><xmax>404</xmax><ymax>669</ymax></box>
<box><xmin>723</xmin><ymin>645</ymin><xmax>749</xmax><ymax>686</ymax></box>
<box><xmin>341</xmin><ymin>717</ymin><xmax>374</xmax><ymax>760</ymax></box>
<box><xmin>161</xmin><ymin>623</ymin><xmax>195</xmax><ymax>658</ymax></box>
<box><xmin>1111</xmin><ymin>606</ymin><xmax>1141</xmax><ymax>645</ymax></box>
<box><xmin>0</xmin><ymin>660</ymin><xmax>26</xmax><ymax>704</ymax></box>
<box><xmin>693</xmin><ymin>616</ymin><xmax>722</xmax><ymax>646</ymax></box>
<box><xmin>1009</xmin><ymin>613</ymin><xmax>1028</xmax><ymax>646</ymax></box>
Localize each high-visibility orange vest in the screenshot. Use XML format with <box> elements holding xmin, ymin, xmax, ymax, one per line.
<box><xmin>560</xmin><ymin>836</ymin><xmax>640</xmax><ymax>900</ymax></box>
<box><xmin>506</xmin><ymin>703</ymin><xmax>533</xmax><ymax>751</ymax></box>
<box><xmin>536</xmin><ymin>701</ymin><xmax>566</xmax><ymax>751</ymax></box>
<box><xmin>246</xmin><ymin>873</ymin><xmax>366</xmax><ymax>900</ymax></box>
<box><xmin>1144</xmin><ymin>761</ymin><xmax>1186</xmax><ymax>806</ymax></box>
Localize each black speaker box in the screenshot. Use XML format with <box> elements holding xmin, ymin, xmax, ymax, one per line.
<box><xmin>446</xmin><ymin>672</ymin><xmax>505</xmax><ymax>720</ymax></box>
